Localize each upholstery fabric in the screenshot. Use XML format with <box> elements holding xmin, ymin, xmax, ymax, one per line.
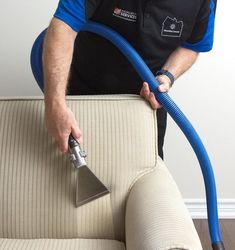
<box><xmin>126</xmin><ymin>157</ymin><xmax>202</xmax><ymax>250</ymax></box>
<box><xmin>0</xmin><ymin>238</ymin><xmax>125</xmax><ymax>250</ymax></box>
<box><xmin>0</xmin><ymin>95</ymin><xmax>157</xmax><ymax>241</ymax></box>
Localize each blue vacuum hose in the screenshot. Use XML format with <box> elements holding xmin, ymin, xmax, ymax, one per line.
<box><xmin>31</xmin><ymin>21</ymin><xmax>224</xmax><ymax>250</ymax></box>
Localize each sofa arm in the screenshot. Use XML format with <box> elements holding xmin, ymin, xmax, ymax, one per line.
<box><xmin>125</xmin><ymin>159</ymin><xmax>202</xmax><ymax>250</ymax></box>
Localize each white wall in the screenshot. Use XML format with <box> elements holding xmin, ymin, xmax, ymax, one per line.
<box><xmin>0</xmin><ymin>0</ymin><xmax>58</xmax><ymax>96</ymax></box>
<box><xmin>0</xmin><ymin>1</ymin><xmax>234</xmax><ymax>200</ymax></box>
<box><xmin>165</xmin><ymin>1</ymin><xmax>235</xmax><ymax>199</ymax></box>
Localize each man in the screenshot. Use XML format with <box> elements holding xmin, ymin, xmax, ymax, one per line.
<box><xmin>43</xmin><ymin>0</ymin><xmax>216</xmax><ymax>158</ymax></box>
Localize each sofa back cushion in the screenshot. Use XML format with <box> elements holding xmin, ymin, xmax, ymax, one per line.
<box><xmin>0</xmin><ymin>95</ymin><xmax>157</xmax><ymax>241</ymax></box>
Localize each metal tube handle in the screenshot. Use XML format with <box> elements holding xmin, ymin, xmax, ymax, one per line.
<box><xmin>68</xmin><ymin>134</ymin><xmax>87</xmax><ymax>169</ymax></box>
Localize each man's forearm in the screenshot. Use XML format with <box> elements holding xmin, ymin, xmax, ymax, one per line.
<box><xmin>161</xmin><ymin>46</ymin><xmax>199</xmax><ymax>81</ymax></box>
<box><xmin>43</xmin><ymin>18</ymin><xmax>77</xmax><ymax>108</ymax></box>
<box><xmin>42</xmin><ymin>19</ymin><xmax>81</xmax><ymax>153</ymax></box>
<box><xmin>141</xmin><ymin>47</ymin><xmax>199</xmax><ymax>109</ymax></box>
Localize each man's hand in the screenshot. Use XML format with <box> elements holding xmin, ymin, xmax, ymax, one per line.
<box><xmin>140</xmin><ymin>47</ymin><xmax>198</xmax><ymax>109</ymax></box>
<box><xmin>140</xmin><ymin>74</ymin><xmax>172</xmax><ymax>109</ymax></box>
<box><xmin>45</xmin><ymin>103</ymin><xmax>82</xmax><ymax>153</ymax></box>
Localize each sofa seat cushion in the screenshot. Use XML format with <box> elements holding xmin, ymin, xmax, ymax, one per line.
<box><xmin>0</xmin><ymin>238</ymin><xmax>125</xmax><ymax>250</ymax></box>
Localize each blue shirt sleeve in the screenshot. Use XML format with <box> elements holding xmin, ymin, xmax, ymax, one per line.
<box><xmin>54</xmin><ymin>0</ymin><xmax>86</xmax><ymax>32</ymax></box>
<box><xmin>181</xmin><ymin>0</ymin><xmax>216</xmax><ymax>52</ymax></box>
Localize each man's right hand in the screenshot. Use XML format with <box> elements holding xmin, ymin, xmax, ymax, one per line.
<box><xmin>45</xmin><ymin>103</ymin><xmax>82</xmax><ymax>154</ymax></box>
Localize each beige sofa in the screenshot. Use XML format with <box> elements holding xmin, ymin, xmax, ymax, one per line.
<box><xmin>0</xmin><ymin>95</ymin><xmax>202</xmax><ymax>250</ymax></box>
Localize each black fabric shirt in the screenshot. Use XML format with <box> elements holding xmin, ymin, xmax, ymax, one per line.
<box><xmin>54</xmin><ymin>0</ymin><xmax>216</xmax><ymax>94</ymax></box>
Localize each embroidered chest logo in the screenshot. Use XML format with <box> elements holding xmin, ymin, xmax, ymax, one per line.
<box><xmin>113</xmin><ymin>7</ymin><xmax>137</xmax><ymax>22</ymax></box>
<box><xmin>161</xmin><ymin>16</ymin><xmax>183</xmax><ymax>38</ymax></box>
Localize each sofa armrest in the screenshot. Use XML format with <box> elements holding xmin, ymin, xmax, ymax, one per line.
<box><xmin>125</xmin><ymin>159</ymin><xmax>202</xmax><ymax>250</ymax></box>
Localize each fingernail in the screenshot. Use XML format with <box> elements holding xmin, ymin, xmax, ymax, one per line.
<box><xmin>158</xmin><ymin>86</ymin><xmax>164</xmax><ymax>92</ymax></box>
<box><xmin>60</xmin><ymin>148</ymin><xmax>65</xmax><ymax>154</ymax></box>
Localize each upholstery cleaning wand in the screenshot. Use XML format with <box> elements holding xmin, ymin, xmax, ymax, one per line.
<box><xmin>68</xmin><ymin>134</ymin><xmax>110</xmax><ymax>207</ymax></box>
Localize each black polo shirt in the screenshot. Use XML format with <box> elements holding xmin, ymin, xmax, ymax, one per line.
<box><xmin>54</xmin><ymin>0</ymin><xmax>216</xmax><ymax>94</ymax></box>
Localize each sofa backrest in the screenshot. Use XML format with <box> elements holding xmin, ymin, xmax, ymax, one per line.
<box><xmin>0</xmin><ymin>95</ymin><xmax>158</xmax><ymax>241</ymax></box>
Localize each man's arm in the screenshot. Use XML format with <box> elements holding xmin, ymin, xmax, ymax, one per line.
<box><xmin>43</xmin><ymin>18</ymin><xmax>82</xmax><ymax>153</ymax></box>
<box><xmin>140</xmin><ymin>47</ymin><xmax>199</xmax><ymax>109</ymax></box>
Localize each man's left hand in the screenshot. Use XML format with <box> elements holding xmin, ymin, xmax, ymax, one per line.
<box><xmin>140</xmin><ymin>75</ymin><xmax>172</xmax><ymax>109</ymax></box>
